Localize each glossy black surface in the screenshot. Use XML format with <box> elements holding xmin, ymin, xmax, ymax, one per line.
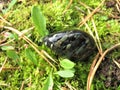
<box><xmin>43</xmin><ymin>30</ymin><xmax>96</xmax><ymax>61</ymax></box>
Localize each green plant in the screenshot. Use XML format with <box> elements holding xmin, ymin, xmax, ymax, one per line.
<box><xmin>0</xmin><ymin>0</ymin><xmax>120</xmax><ymax>89</ymax></box>
<box><xmin>31</xmin><ymin>6</ymin><xmax>49</xmax><ymax>37</ymax></box>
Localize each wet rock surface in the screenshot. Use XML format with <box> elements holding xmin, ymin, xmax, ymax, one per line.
<box><xmin>43</xmin><ymin>30</ymin><xmax>96</xmax><ymax>61</ymax></box>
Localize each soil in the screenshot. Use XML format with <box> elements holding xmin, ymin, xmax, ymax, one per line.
<box><xmin>97</xmin><ymin>57</ymin><xmax>120</xmax><ymax>88</ymax></box>
<box><xmin>105</xmin><ymin>0</ymin><xmax>120</xmax><ymax>19</ymax></box>
<box><xmin>96</xmin><ymin>0</ymin><xmax>120</xmax><ymax>88</ymax></box>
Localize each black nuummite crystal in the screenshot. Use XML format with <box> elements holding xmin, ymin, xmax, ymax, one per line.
<box><xmin>43</xmin><ymin>30</ymin><xmax>96</xmax><ymax>61</ymax></box>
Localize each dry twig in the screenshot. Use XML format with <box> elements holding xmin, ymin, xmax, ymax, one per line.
<box><xmin>87</xmin><ymin>43</ymin><xmax>120</xmax><ymax>90</ymax></box>
<box><xmin>113</xmin><ymin>59</ymin><xmax>120</xmax><ymax>68</ymax></box>
<box><xmin>1</xmin><ymin>67</ymin><xmax>20</xmax><ymax>71</ymax></box>
<box><xmin>78</xmin><ymin>0</ymin><xmax>105</xmax><ymax>27</ymax></box>
<box><xmin>91</xmin><ymin>17</ymin><xmax>103</xmax><ymax>55</ymax></box>
<box><xmin>116</xmin><ymin>0</ymin><xmax>120</xmax><ymax>6</ymax></box>
<box><xmin>0</xmin><ymin>15</ymin><xmax>12</xmax><ymax>26</ymax></box>
<box><xmin>3</xmin><ymin>26</ymin><xmax>56</xmax><ymax>69</ymax></box>
<box><xmin>0</xmin><ymin>57</ymin><xmax>7</xmax><ymax>73</ymax></box>
<box><xmin>116</xmin><ymin>4</ymin><xmax>120</xmax><ymax>13</ymax></box>
<box><xmin>20</xmin><ymin>81</ymin><xmax>25</xmax><ymax>90</ymax></box>
<box><xmin>63</xmin><ymin>0</ymin><xmax>73</xmax><ymax>14</ymax></box>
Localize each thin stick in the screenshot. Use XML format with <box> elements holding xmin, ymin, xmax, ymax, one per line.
<box><xmin>0</xmin><ymin>57</ymin><xmax>7</xmax><ymax>73</ymax></box>
<box><xmin>81</xmin><ymin>16</ymin><xmax>100</xmax><ymax>52</ymax></box>
<box><xmin>20</xmin><ymin>78</ymin><xmax>30</xmax><ymax>90</ymax></box>
<box><xmin>3</xmin><ymin>26</ymin><xmax>56</xmax><ymax>69</ymax></box>
<box><xmin>0</xmin><ymin>27</ymin><xmax>34</xmax><ymax>46</ymax></box>
<box><xmin>87</xmin><ymin>43</ymin><xmax>120</xmax><ymax>90</ymax></box>
<box><xmin>0</xmin><ymin>15</ymin><xmax>12</xmax><ymax>26</ymax></box>
<box><xmin>81</xmin><ymin>17</ymin><xmax>94</xmax><ymax>38</ymax></box>
<box><xmin>20</xmin><ymin>81</ymin><xmax>24</xmax><ymax>90</ymax></box>
<box><xmin>109</xmin><ymin>13</ymin><xmax>120</xmax><ymax>19</ymax></box>
<box><xmin>116</xmin><ymin>0</ymin><xmax>120</xmax><ymax>6</ymax></box>
<box><xmin>78</xmin><ymin>1</ymin><xmax>104</xmax><ymax>14</ymax></box>
<box><xmin>91</xmin><ymin>17</ymin><xmax>103</xmax><ymax>55</ymax></box>
<box><xmin>0</xmin><ymin>39</ymin><xmax>14</xmax><ymax>46</ymax></box>
<box><xmin>116</xmin><ymin>4</ymin><xmax>120</xmax><ymax>13</ymax></box>
<box><xmin>63</xmin><ymin>0</ymin><xmax>73</xmax><ymax>14</ymax></box>
<box><xmin>79</xmin><ymin>1</ymin><xmax>93</xmax><ymax>10</ymax></box>
<box><xmin>41</xmin><ymin>50</ymin><xmax>57</xmax><ymax>64</ymax></box>
<box><xmin>74</xmin><ymin>6</ymin><xmax>86</xmax><ymax>14</ymax></box>
<box><xmin>65</xmin><ymin>82</ymin><xmax>76</xmax><ymax>90</ymax></box>
<box><xmin>87</xmin><ymin>53</ymin><xmax>99</xmax><ymax>90</ymax></box>
<box><xmin>113</xmin><ymin>59</ymin><xmax>120</xmax><ymax>68</ymax></box>
<box><xmin>0</xmin><ymin>67</ymin><xmax>20</xmax><ymax>71</ymax></box>
<box><xmin>21</xmin><ymin>26</ymin><xmax>35</xmax><ymax>35</ymax></box>
<box><xmin>78</xmin><ymin>0</ymin><xmax>105</xmax><ymax>27</ymax></box>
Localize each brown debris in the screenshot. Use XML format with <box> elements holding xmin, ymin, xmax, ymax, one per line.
<box><xmin>106</xmin><ymin>0</ymin><xmax>116</xmax><ymax>8</ymax></box>
<box><xmin>97</xmin><ymin>58</ymin><xmax>120</xmax><ymax>87</ymax></box>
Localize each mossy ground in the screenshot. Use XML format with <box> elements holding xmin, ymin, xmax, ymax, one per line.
<box><xmin>0</xmin><ymin>0</ymin><xmax>120</xmax><ymax>90</ymax></box>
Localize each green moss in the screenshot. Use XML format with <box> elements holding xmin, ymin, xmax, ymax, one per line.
<box><xmin>0</xmin><ymin>0</ymin><xmax>120</xmax><ymax>89</ymax></box>
<box><xmin>7</xmin><ymin>3</ymin><xmax>33</xmax><ymax>30</ymax></box>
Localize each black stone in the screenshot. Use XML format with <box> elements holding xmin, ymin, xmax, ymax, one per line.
<box><xmin>43</xmin><ymin>30</ymin><xmax>96</xmax><ymax>61</ymax></box>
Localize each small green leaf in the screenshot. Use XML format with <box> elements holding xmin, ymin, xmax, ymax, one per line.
<box><xmin>42</xmin><ymin>73</ymin><xmax>53</xmax><ymax>90</ymax></box>
<box><xmin>55</xmin><ymin>70</ymin><xmax>75</xmax><ymax>78</ymax></box>
<box><xmin>1</xmin><ymin>46</ymin><xmax>14</xmax><ymax>50</ymax></box>
<box><xmin>6</xmin><ymin>50</ymin><xmax>19</xmax><ymax>60</ymax></box>
<box><xmin>60</xmin><ymin>59</ymin><xmax>75</xmax><ymax>69</ymax></box>
<box><xmin>25</xmin><ymin>48</ymin><xmax>37</xmax><ymax>65</ymax></box>
<box><xmin>31</xmin><ymin>6</ymin><xmax>49</xmax><ymax>37</ymax></box>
